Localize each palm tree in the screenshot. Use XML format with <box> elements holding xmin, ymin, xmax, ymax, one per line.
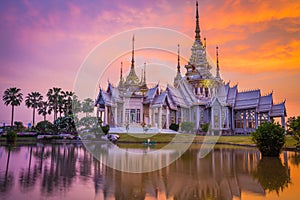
<box><xmin>72</xmin><ymin>95</ymin><xmax>82</xmax><ymax>115</ymax></box>
<box><xmin>25</xmin><ymin>92</ymin><xmax>43</xmax><ymax>126</ymax></box>
<box><xmin>62</xmin><ymin>91</ymin><xmax>74</xmax><ymax>116</ymax></box>
<box><xmin>37</xmin><ymin>101</ymin><xmax>48</xmax><ymax>121</ymax></box>
<box><xmin>2</xmin><ymin>87</ymin><xmax>23</xmax><ymax>126</ymax></box>
<box><xmin>47</xmin><ymin>87</ymin><xmax>62</xmax><ymax>121</ymax></box>
<box><xmin>82</xmin><ymin>98</ymin><xmax>94</xmax><ymax>117</ymax></box>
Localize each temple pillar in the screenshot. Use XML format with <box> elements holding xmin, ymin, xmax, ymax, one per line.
<box><xmin>255</xmin><ymin>112</ymin><xmax>258</xmax><ymax>129</ymax></box>
<box><xmin>149</xmin><ymin>108</ymin><xmax>152</xmax><ymax>126</ymax></box>
<box><xmin>243</xmin><ymin>111</ymin><xmax>247</xmax><ymax>132</ymax></box>
<box><xmin>158</xmin><ymin>106</ymin><xmax>162</xmax><ymax>129</ymax></box>
<box><xmin>211</xmin><ymin>108</ymin><xmax>214</xmax><ymax>129</ymax></box>
<box><xmin>231</xmin><ymin>109</ymin><xmax>235</xmax><ymax>133</ymax></box>
<box><xmin>196</xmin><ymin>107</ymin><xmax>200</xmax><ymax>130</ymax></box>
<box><xmin>175</xmin><ymin>110</ymin><xmax>178</xmax><ymax>124</ymax></box>
<box><xmin>226</xmin><ymin>108</ymin><xmax>229</xmax><ymax>129</ymax></box>
<box><xmin>122</xmin><ymin>105</ymin><xmax>126</xmax><ymax>126</ymax></box>
<box><xmin>166</xmin><ymin>107</ymin><xmax>170</xmax><ymax>129</ymax></box>
<box><xmin>114</xmin><ymin>106</ymin><xmax>118</xmax><ymax>127</ymax></box>
<box><xmin>104</xmin><ymin>106</ymin><xmax>108</xmax><ymax>125</ymax></box>
<box><xmin>219</xmin><ymin>108</ymin><xmax>222</xmax><ymax>130</ymax></box>
<box><xmin>281</xmin><ymin>116</ymin><xmax>286</xmax><ymax>129</ymax></box>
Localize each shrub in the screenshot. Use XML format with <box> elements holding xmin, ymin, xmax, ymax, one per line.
<box><xmin>101</xmin><ymin>125</ymin><xmax>110</xmax><ymax>135</ymax></box>
<box><xmin>54</xmin><ymin>116</ymin><xmax>77</xmax><ymax>134</ymax></box>
<box><xmin>36</xmin><ymin>120</ymin><xmax>56</xmax><ymax>134</ymax></box>
<box><xmin>6</xmin><ymin>130</ymin><xmax>17</xmax><ymax>143</ymax></box>
<box><xmin>181</xmin><ymin>122</ymin><xmax>194</xmax><ymax>133</ymax></box>
<box><xmin>286</xmin><ymin>116</ymin><xmax>300</xmax><ymax>147</ymax></box>
<box><xmin>201</xmin><ymin>123</ymin><xmax>209</xmax><ymax>132</ymax></box>
<box><xmin>79</xmin><ymin>116</ymin><xmax>99</xmax><ymax>131</ymax></box>
<box><xmin>14</xmin><ymin>121</ymin><xmax>25</xmax><ymax>132</ymax></box>
<box><xmin>169</xmin><ymin>123</ymin><xmax>179</xmax><ymax>131</ymax></box>
<box><xmin>251</xmin><ymin>121</ymin><xmax>285</xmax><ymax>157</ymax></box>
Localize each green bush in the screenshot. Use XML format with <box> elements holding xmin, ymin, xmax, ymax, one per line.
<box><xmin>6</xmin><ymin>130</ymin><xmax>17</xmax><ymax>143</ymax></box>
<box><xmin>287</xmin><ymin>116</ymin><xmax>300</xmax><ymax>147</ymax></box>
<box><xmin>251</xmin><ymin>121</ymin><xmax>285</xmax><ymax>157</ymax></box>
<box><xmin>54</xmin><ymin>116</ymin><xmax>77</xmax><ymax>134</ymax></box>
<box><xmin>36</xmin><ymin>120</ymin><xmax>56</xmax><ymax>134</ymax></box>
<box><xmin>169</xmin><ymin>123</ymin><xmax>179</xmax><ymax>131</ymax></box>
<box><xmin>201</xmin><ymin>123</ymin><xmax>209</xmax><ymax>132</ymax></box>
<box><xmin>101</xmin><ymin>125</ymin><xmax>110</xmax><ymax>135</ymax></box>
<box><xmin>181</xmin><ymin>122</ymin><xmax>194</xmax><ymax>133</ymax></box>
<box><xmin>14</xmin><ymin>121</ymin><xmax>25</xmax><ymax>132</ymax></box>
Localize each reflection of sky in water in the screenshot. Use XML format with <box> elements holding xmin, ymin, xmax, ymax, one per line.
<box><xmin>0</xmin><ymin>144</ymin><xmax>300</xmax><ymax>199</ymax></box>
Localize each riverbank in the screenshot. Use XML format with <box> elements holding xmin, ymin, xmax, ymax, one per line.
<box><xmin>0</xmin><ymin>134</ymin><xmax>298</xmax><ymax>150</ymax></box>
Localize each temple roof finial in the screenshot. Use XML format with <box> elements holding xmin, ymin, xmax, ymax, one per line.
<box><xmin>195</xmin><ymin>1</ymin><xmax>201</xmax><ymax>43</ymax></box>
<box><xmin>144</xmin><ymin>62</ymin><xmax>146</xmax><ymax>84</ymax></box>
<box><xmin>120</xmin><ymin>62</ymin><xmax>123</xmax><ymax>80</ymax></box>
<box><xmin>177</xmin><ymin>44</ymin><xmax>181</xmax><ymax>73</ymax></box>
<box><xmin>131</xmin><ymin>34</ymin><xmax>135</xmax><ymax>69</ymax></box>
<box><xmin>216</xmin><ymin>46</ymin><xmax>221</xmax><ymax>80</ymax></box>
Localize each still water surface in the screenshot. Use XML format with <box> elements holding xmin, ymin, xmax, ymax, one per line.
<box><xmin>0</xmin><ymin>143</ymin><xmax>300</xmax><ymax>200</ymax></box>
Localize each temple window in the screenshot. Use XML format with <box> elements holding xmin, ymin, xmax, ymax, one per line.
<box><xmin>235</xmin><ymin>111</ymin><xmax>244</xmax><ymax>128</ymax></box>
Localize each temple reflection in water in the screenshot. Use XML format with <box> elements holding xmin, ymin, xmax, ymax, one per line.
<box><xmin>0</xmin><ymin>143</ymin><xmax>294</xmax><ymax>200</ymax></box>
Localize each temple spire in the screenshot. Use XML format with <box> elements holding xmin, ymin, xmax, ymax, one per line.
<box><xmin>177</xmin><ymin>44</ymin><xmax>181</xmax><ymax>73</ymax></box>
<box><xmin>131</xmin><ymin>34</ymin><xmax>135</xmax><ymax>69</ymax></box>
<box><xmin>195</xmin><ymin>1</ymin><xmax>201</xmax><ymax>43</ymax></box>
<box><xmin>144</xmin><ymin>62</ymin><xmax>146</xmax><ymax>84</ymax></box>
<box><xmin>140</xmin><ymin>69</ymin><xmax>143</xmax><ymax>85</ymax></box>
<box><xmin>216</xmin><ymin>46</ymin><xmax>221</xmax><ymax>80</ymax></box>
<box><xmin>120</xmin><ymin>62</ymin><xmax>123</xmax><ymax>80</ymax></box>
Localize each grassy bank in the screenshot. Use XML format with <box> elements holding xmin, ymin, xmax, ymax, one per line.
<box><xmin>0</xmin><ymin>134</ymin><xmax>298</xmax><ymax>149</ymax></box>
<box><xmin>118</xmin><ymin>134</ymin><xmax>298</xmax><ymax>148</ymax></box>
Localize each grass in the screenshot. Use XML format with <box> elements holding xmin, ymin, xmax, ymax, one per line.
<box><xmin>0</xmin><ymin>133</ymin><xmax>298</xmax><ymax>149</ymax></box>
<box><xmin>118</xmin><ymin>133</ymin><xmax>298</xmax><ymax>148</ymax></box>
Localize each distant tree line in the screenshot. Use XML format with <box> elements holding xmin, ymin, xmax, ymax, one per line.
<box><xmin>2</xmin><ymin>87</ymin><xmax>94</xmax><ymax>128</ymax></box>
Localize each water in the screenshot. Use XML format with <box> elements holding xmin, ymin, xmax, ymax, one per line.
<box><xmin>0</xmin><ymin>143</ymin><xmax>299</xmax><ymax>200</ymax></box>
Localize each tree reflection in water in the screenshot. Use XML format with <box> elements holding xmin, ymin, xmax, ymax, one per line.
<box><xmin>290</xmin><ymin>151</ymin><xmax>300</xmax><ymax>166</ymax></box>
<box><xmin>0</xmin><ymin>145</ymin><xmax>14</xmax><ymax>194</ymax></box>
<box><xmin>253</xmin><ymin>156</ymin><xmax>290</xmax><ymax>194</ymax></box>
<box><xmin>0</xmin><ymin>144</ymin><xmax>297</xmax><ymax>200</ymax></box>
<box><xmin>19</xmin><ymin>146</ymin><xmax>39</xmax><ymax>192</ymax></box>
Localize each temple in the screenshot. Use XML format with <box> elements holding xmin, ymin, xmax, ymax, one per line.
<box><xmin>95</xmin><ymin>1</ymin><xmax>286</xmax><ymax>134</ymax></box>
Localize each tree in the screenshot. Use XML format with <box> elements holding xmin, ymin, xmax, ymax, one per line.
<box><xmin>47</xmin><ymin>87</ymin><xmax>62</xmax><ymax>121</ymax></box>
<box><xmin>286</xmin><ymin>116</ymin><xmax>300</xmax><ymax>147</ymax></box>
<box><xmin>251</xmin><ymin>121</ymin><xmax>285</xmax><ymax>157</ymax></box>
<box><xmin>25</xmin><ymin>92</ymin><xmax>43</xmax><ymax>126</ymax></box>
<box><xmin>253</xmin><ymin>157</ymin><xmax>290</xmax><ymax>194</ymax></box>
<box><xmin>61</xmin><ymin>91</ymin><xmax>74</xmax><ymax>115</ymax></box>
<box><xmin>38</xmin><ymin>101</ymin><xmax>48</xmax><ymax>121</ymax></box>
<box><xmin>2</xmin><ymin>87</ymin><xmax>23</xmax><ymax>126</ymax></box>
<box><xmin>72</xmin><ymin>95</ymin><xmax>81</xmax><ymax>115</ymax></box>
<box><xmin>82</xmin><ymin>98</ymin><xmax>94</xmax><ymax>117</ymax></box>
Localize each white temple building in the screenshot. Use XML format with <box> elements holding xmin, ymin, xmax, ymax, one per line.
<box><xmin>95</xmin><ymin>1</ymin><xmax>286</xmax><ymax>134</ymax></box>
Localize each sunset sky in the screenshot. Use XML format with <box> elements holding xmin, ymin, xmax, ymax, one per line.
<box><xmin>1</xmin><ymin>0</ymin><xmax>300</xmax><ymax>125</ymax></box>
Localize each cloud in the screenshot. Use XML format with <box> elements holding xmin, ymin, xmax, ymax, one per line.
<box><xmin>0</xmin><ymin>0</ymin><xmax>300</xmax><ymax>122</ymax></box>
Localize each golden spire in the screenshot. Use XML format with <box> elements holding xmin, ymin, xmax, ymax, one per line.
<box><xmin>140</xmin><ymin>68</ymin><xmax>143</xmax><ymax>85</ymax></box>
<box><xmin>177</xmin><ymin>44</ymin><xmax>181</xmax><ymax>73</ymax></box>
<box><xmin>195</xmin><ymin>1</ymin><xmax>201</xmax><ymax>43</ymax></box>
<box><xmin>216</xmin><ymin>46</ymin><xmax>221</xmax><ymax>80</ymax></box>
<box><xmin>120</xmin><ymin>62</ymin><xmax>123</xmax><ymax>80</ymax></box>
<box><xmin>144</xmin><ymin>62</ymin><xmax>146</xmax><ymax>84</ymax></box>
<box><xmin>131</xmin><ymin>34</ymin><xmax>135</xmax><ymax>69</ymax></box>
<box><xmin>125</xmin><ymin>35</ymin><xmax>140</xmax><ymax>88</ymax></box>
